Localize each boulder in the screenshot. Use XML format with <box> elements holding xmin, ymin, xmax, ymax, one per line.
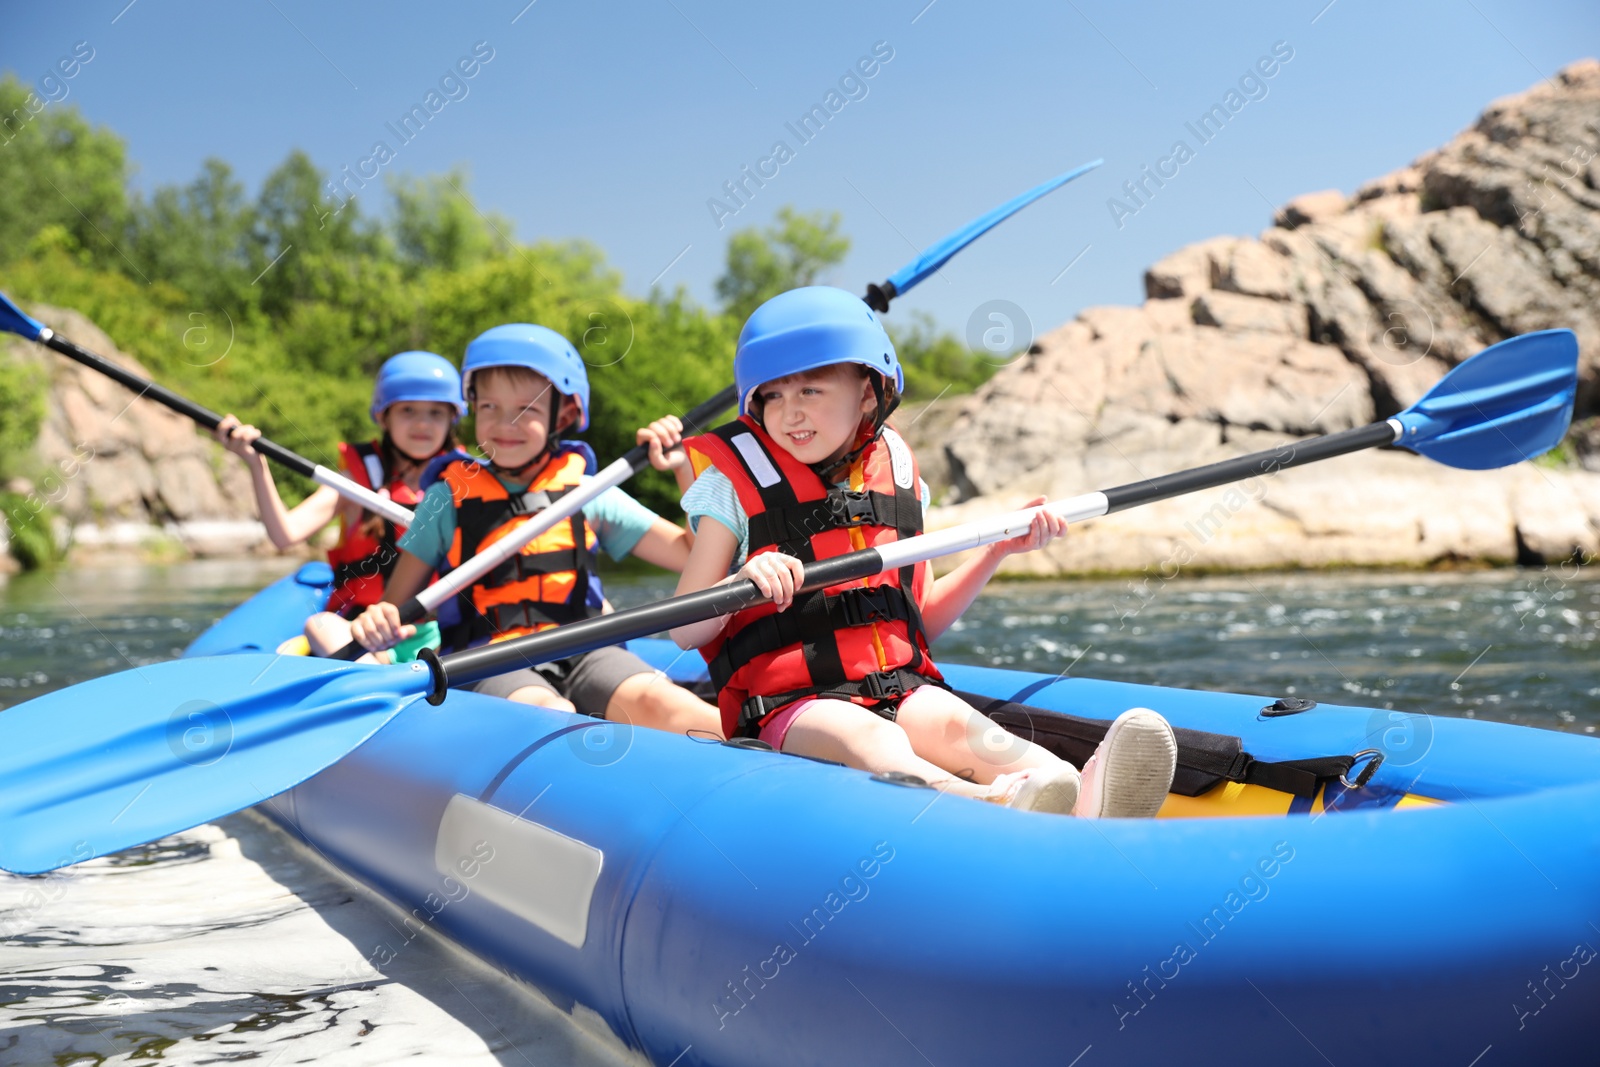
<box><xmin>0</xmin><ymin>303</ymin><xmax>268</xmax><ymax>559</ymax></box>
<box><xmin>918</xmin><ymin>59</ymin><xmax>1600</xmax><ymax>577</ymax></box>
<box><xmin>1190</xmin><ymin>291</ymin><xmax>1304</xmax><ymax>335</ymax></box>
<box><xmin>1274</xmin><ymin>189</ymin><xmax>1348</xmax><ymax>229</ymax></box>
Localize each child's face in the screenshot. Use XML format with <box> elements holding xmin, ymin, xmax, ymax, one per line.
<box><xmin>471</xmin><ymin>370</ymin><xmax>578</xmax><ymax>470</ymax></box>
<box><xmin>379</xmin><ymin>401</ymin><xmax>455</xmax><ymax>459</ymax></box>
<box><xmin>754</xmin><ymin>364</ymin><xmax>875</xmax><ymax>467</ymax></box>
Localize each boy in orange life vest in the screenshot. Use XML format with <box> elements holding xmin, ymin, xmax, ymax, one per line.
<box><xmin>216</xmin><ymin>350</ymin><xmax>464</xmax><ymax>623</ymax></box>
<box><xmin>348</xmin><ymin>324</ymin><xmax>723</xmax><ymax>737</ymax></box>
<box><xmin>671</xmin><ymin>287</ymin><xmax>1177</xmax><ymax>817</ymax></box>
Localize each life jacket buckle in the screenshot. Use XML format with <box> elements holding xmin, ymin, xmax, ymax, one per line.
<box><xmin>508</xmin><ymin>489</ymin><xmax>552</xmax><ymax>516</ymax></box>
<box><xmin>827</xmin><ymin>490</ymin><xmax>878</xmax><ymax>526</ymax></box>
<box><xmin>841</xmin><ymin>588</ymin><xmax>896</xmax><ymax>627</ymax></box>
<box><xmin>862</xmin><ymin>670</ymin><xmax>907</xmax><ymax>701</ymax></box>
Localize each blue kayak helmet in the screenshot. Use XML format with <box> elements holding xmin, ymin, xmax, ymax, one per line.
<box><xmin>461</xmin><ymin>324</ymin><xmax>591</xmax><ymax>432</ymax></box>
<box><xmin>370</xmin><ymin>351</ymin><xmax>467</xmax><ymax>424</ymax></box>
<box><xmin>734</xmin><ymin>286</ymin><xmax>903</xmax><ymax>416</ymax></box>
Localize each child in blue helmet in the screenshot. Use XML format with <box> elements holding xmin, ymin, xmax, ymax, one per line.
<box><xmin>217</xmin><ymin>351</ymin><xmax>464</xmax><ymax>632</ymax></box>
<box><xmin>671</xmin><ymin>287</ymin><xmax>1177</xmax><ymax>817</ymax></box>
<box><xmin>344</xmin><ymin>324</ymin><xmax>724</xmax><ymax>737</ymax></box>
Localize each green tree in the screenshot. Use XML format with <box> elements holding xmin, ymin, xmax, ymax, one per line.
<box><xmin>887</xmin><ymin>310</ymin><xmax>998</xmax><ymax>401</ymax></box>
<box><xmin>714</xmin><ymin>207</ymin><xmax>849</xmax><ymax>322</ymax></box>
<box><xmin>582</xmin><ymin>290</ymin><xmax>738</xmax><ymax>514</ymax></box>
<box><xmin>128</xmin><ymin>158</ymin><xmax>257</xmax><ymax>315</ymax></box>
<box><xmin>0</xmin><ymin>74</ymin><xmax>130</xmax><ymax>270</ymax></box>
<box><xmin>251</xmin><ymin>150</ymin><xmax>389</xmax><ymax>320</ymax></box>
<box><xmin>389</xmin><ymin>169</ymin><xmax>510</xmax><ymax>277</ymax></box>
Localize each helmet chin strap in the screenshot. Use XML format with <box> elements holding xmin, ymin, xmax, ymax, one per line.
<box><xmin>483</xmin><ymin>387</ymin><xmax>564</xmax><ymax>480</ymax></box>
<box><xmin>814</xmin><ymin>373</ymin><xmax>900</xmax><ymax>483</ymax></box>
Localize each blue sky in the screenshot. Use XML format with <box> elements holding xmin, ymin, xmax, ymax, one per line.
<box><xmin>3</xmin><ymin>0</ymin><xmax>1595</xmax><ymax>343</ymax></box>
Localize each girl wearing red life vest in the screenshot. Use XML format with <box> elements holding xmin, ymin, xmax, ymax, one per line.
<box><xmin>215</xmin><ymin>350</ymin><xmax>464</xmax><ymax>619</ymax></box>
<box><xmin>672</xmin><ymin>287</ymin><xmax>1178</xmax><ymax>818</ymax></box>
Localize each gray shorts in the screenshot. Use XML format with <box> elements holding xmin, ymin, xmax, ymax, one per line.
<box><xmin>466</xmin><ymin>644</ymin><xmax>656</xmax><ymax>718</ymax></box>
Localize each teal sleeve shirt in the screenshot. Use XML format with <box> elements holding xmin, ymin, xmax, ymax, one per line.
<box><xmin>397</xmin><ymin>476</ymin><xmax>661</xmax><ymax>570</ymax></box>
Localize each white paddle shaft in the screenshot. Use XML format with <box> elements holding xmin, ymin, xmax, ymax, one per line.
<box><xmin>414</xmin><ymin>455</ymin><xmax>635</xmax><ymax>612</ymax></box>
<box><xmin>310</xmin><ymin>465</ymin><xmax>415</xmax><ymax>527</ymax></box>
<box><xmin>874</xmin><ymin>491</ymin><xmax>1111</xmax><ymax>571</ymax></box>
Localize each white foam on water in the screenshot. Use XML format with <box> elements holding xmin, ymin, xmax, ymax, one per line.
<box><xmin>0</xmin><ymin>810</ymin><xmax>649</xmax><ymax>1066</ymax></box>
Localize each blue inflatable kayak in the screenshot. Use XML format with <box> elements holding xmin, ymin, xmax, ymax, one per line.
<box><xmin>185</xmin><ymin>562</ymin><xmax>1600</xmax><ymax>1065</ymax></box>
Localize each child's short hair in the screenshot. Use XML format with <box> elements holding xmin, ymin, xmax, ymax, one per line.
<box><xmin>467</xmin><ymin>363</ymin><xmax>551</xmax><ymax>402</ymax></box>
<box><xmin>468</xmin><ymin>364</ymin><xmax>583</xmax><ymax>433</ymax></box>
<box><xmin>749</xmin><ymin>363</ymin><xmax>899</xmax><ymax>423</ymax></box>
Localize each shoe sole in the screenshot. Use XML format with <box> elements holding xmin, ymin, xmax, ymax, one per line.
<box><xmin>1014</xmin><ymin>767</ymin><xmax>1081</xmax><ymax>815</ymax></box>
<box><xmin>1092</xmin><ymin>709</ymin><xmax>1177</xmax><ymax>818</ymax></box>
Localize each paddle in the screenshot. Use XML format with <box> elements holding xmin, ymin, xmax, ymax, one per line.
<box><xmin>0</xmin><ymin>290</ymin><xmax>414</xmax><ymax>527</ymax></box>
<box><xmin>0</xmin><ymin>328</ymin><xmax>1574</xmax><ymax>874</ymax></box>
<box><xmin>326</xmin><ymin>163</ymin><xmax>1101</xmax><ymax>657</ymax></box>
<box><xmin>863</xmin><ymin>158</ymin><xmax>1103</xmax><ymax>312</ymax></box>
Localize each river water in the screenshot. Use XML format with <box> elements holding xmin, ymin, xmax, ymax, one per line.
<box><xmin>2</xmin><ymin>559</ymin><xmax>1597</xmax><ymax>1064</ymax></box>
<box><xmin>2</xmin><ymin>559</ymin><xmax>1597</xmax><ymax>732</ymax></box>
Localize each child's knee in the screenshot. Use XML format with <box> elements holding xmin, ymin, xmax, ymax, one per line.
<box><xmin>852</xmin><ymin>713</ymin><xmax>913</xmax><ymax>760</ymax></box>
<box><xmin>302</xmin><ymin>611</ymin><xmax>348</xmax><ymax>655</ymax></box>
<box><xmin>508</xmin><ymin>685</ymin><xmax>575</xmax><ymax>712</ymax></box>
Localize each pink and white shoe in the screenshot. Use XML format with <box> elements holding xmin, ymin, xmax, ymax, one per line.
<box><xmin>988</xmin><ymin>765</ymin><xmax>1081</xmax><ymax>816</ymax></box>
<box><xmin>1075</xmin><ymin>708</ymin><xmax>1177</xmax><ymax>819</ymax></box>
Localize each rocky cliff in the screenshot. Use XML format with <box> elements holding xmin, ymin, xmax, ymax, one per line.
<box><xmin>1</xmin><ymin>303</ymin><xmax>267</xmax><ymax>564</ymax></box>
<box><xmin>926</xmin><ymin>59</ymin><xmax>1600</xmax><ymax>576</ymax></box>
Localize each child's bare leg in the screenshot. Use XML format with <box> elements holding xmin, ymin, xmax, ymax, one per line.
<box><xmin>605</xmin><ymin>672</ymin><xmax>724</xmax><ymax>737</ymax></box>
<box><xmin>303</xmin><ymin>611</ymin><xmax>385</xmax><ymax>664</ymax></box>
<box><xmin>468</xmin><ymin>666</ymin><xmax>577</xmax><ymax>712</ymax></box>
<box><xmin>506</xmin><ymin>686</ymin><xmax>576</xmax><ymax>712</ymax></box>
<box><xmin>779</xmin><ymin>699</ymin><xmax>990</xmax><ymax>799</ymax></box>
<box><xmin>893</xmin><ymin>686</ymin><xmax>1069</xmax><ymax>785</ymax></box>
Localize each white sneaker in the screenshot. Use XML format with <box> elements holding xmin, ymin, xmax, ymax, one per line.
<box><xmin>1075</xmin><ymin>708</ymin><xmax>1177</xmax><ymax>819</ymax></box>
<box><xmin>989</xmin><ymin>765</ymin><xmax>1081</xmax><ymax>816</ymax></box>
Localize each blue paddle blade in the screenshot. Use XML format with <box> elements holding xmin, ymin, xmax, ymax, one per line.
<box><xmin>884</xmin><ymin>159</ymin><xmax>1104</xmax><ymax>295</ymax></box>
<box><xmin>0</xmin><ymin>654</ymin><xmax>432</xmax><ymax>874</ymax></box>
<box><xmin>0</xmin><ymin>289</ymin><xmax>45</xmax><ymax>342</ymax></box>
<box><xmin>1394</xmin><ymin>329</ymin><xmax>1579</xmax><ymax>470</ymax></box>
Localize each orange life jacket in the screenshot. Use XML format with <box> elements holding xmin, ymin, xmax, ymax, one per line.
<box><xmin>686</xmin><ymin>416</ymin><xmax>943</xmax><ymax>739</ymax></box>
<box><xmin>434</xmin><ymin>449</ymin><xmax>603</xmax><ymax>652</ymax></box>
<box><xmin>325</xmin><ymin>441</ymin><xmax>423</xmax><ymax>615</ymax></box>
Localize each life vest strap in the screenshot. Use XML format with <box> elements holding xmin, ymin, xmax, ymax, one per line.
<box><xmin>735</xmin><ymin>666</ymin><xmax>947</xmax><ymax>738</ymax></box>
<box><xmin>747</xmin><ymin>489</ymin><xmax>914</xmax><ymax>553</ymax></box>
<box><xmin>482</xmin><ymin>546</ymin><xmax>594</xmax><ymax>588</ymax></box>
<box><xmin>709</xmin><ymin>584</ymin><xmax>919</xmax><ymax>691</ymax></box>
<box><xmin>506</xmin><ymin>488</ymin><xmax>555</xmax><ymax>515</ymax></box>
<box><xmin>483</xmin><ymin>599</ymin><xmax>596</xmax><ymax>634</ymax></box>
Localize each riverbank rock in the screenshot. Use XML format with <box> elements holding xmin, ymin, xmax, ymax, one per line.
<box><xmin>0</xmin><ymin>303</ymin><xmax>270</xmax><ymax>560</ymax></box>
<box><xmin>921</xmin><ymin>59</ymin><xmax>1600</xmax><ymax>577</ymax></box>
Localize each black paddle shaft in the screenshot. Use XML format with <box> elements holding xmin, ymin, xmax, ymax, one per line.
<box><xmin>612</xmin><ymin>383</ymin><xmax>740</xmax><ymax>481</ymax></box>
<box><xmin>1102</xmin><ymin>421</ymin><xmax>1400</xmax><ymax>513</ymax></box>
<box><xmin>429</xmin><ymin>552</ymin><xmax>879</xmax><ymax>698</ymax></box>
<box><xmin>45</xmin><ymin>333</ymin><xmax>320</xmax><ymax>478</ymax></box>
<box><xmin>421</xmin><ymin>418</ymin><xmax>1404</xmax><ymax>696</ymax></box>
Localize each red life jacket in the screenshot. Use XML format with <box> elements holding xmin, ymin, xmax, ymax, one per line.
<box><xmin>325</xmin><ymin>441</ymin><xmax>423</xmax><ymax>615</ymax></box>
<box><xmin>686</xmin><ymin>416</ymin><xmax>944</xmax><ymax>739</ymax></box>
<box><xmin>433</xmin><ymin>449</ymin><xmax>604</xmax><ymax>652</ymax></box>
